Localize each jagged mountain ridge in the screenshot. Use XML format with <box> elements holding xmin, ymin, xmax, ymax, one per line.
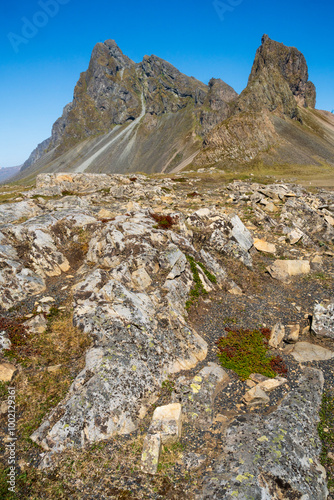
<box><xmin>196</xmin><ymin>35</ymin><xmax>334</xmax><ymax>168</ymax></box>
<box><xmin>16</xmin><ymin>35</ymin><xmax>334</xmax><ymax>182</ymax></box>
<box><xmin>18</xmin><ymin>40</ymin><xmax>234</xmax><ymax>180</ymax></box>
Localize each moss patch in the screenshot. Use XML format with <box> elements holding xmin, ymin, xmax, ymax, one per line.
<box><xmin>318</xmin><ymin>390</ymin><xmax>334</xmax><ymax>493</ymax></box>
<box><xmin>216</xmin><ymin>327</ymin><xmax>287</xmax><ymax>380</ymax></box>
<box><xmin>185</xmin><ymin>255</ymin><xmax>216</xmax><ymax>309</ymax></box>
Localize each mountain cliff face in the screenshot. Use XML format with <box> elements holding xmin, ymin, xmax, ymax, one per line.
<box><xmin>17</xmin><ymin>39</ymin><xmax>227</xmax><ymax>180</ymax></box>
<box><xmin>249</xmin><ymin>34</ymin><xmax>316</xmax><ymax>109</ymax></box>
<box><xmin>17</xmin><ymin>35</ymin><xmax>334</xmax><ymax>181</ymax></box>
<box><xmin>196</xmin><ymin>35</ymin><xmax>334</xmax><ymax>168</ymax></box>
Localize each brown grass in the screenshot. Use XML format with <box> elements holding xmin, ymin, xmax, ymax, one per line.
<box><xmin>0</xmin><ymin>301</ymin><xmax>92</xmax><ymax>498</ymax></box>
<box><xmin>150</xmin><ymin>212</ymin><xmax>178</xmax><ymax>229</ymax></box>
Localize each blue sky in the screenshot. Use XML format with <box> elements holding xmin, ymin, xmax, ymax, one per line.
<box><xmin>1</xmin><ymin>0</ymin><xmax>333</xmax><ymax>168</ymax></box>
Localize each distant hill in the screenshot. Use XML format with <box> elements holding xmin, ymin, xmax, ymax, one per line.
<box><xmin>0</xmin><ymin>165</ymin><xmax>21</xmax><ymax>183</ymax></box>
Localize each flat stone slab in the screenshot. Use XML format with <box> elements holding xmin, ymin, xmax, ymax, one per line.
<box><xmin>291</xmin><ymin>342</ymin><xmax>334</xmax><ymax>362</ymax></box>
<box><xmin>253</xmin><ymin>238</ymin><xmax>276</xmax><ymax>254</ymax></box>
<box><xmin>0</xmin><ymin>363</ymin><xmax>17</xmax><ymax>382</ymax></box>
<box><xmin>267</xmin><ymin>260</ymin><xmax>310</xmax><ymax>281</ymax></box>
<box><xmin>149</xmin><ymin>403</ymin><xmax>182</xmax><ymax>444</ymax></box>
<box><xmin>257</xmin><ymin>376</ymin><xmax>287</xmax><ymax>392</ymax></box>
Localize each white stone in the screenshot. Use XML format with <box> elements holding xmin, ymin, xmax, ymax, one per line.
<box><xmin>291</xmin><ymin>342</ymin><xmax>334</xmax><ymax>362</ymax></box>
<box><xmin>269</xmin><ymin>323</ymin><xmax>285</xmax><ymax>348</ymax></box>
<box><xmin>0</xmin><ymin>363</ymin><xmax>17</xmax><ymax>382</ymax></box>
<box><xmin>98</xmin><ymin>208</ymin><xmax>115</xmax><ymax>219</ymax></box>
<box><xmin>258</xmin><ymin>377</ymin><xmax>287</xmax><ymax>392</ymax></box>
<box><xmin>0</xmin><ymin>401</ymin><xmax>8</xmax><ymax>414</ymax></box>
<box><xmin>285</xmin><ymin>324</ymin><xmax>300</xmax><ymax>344</ymax></box>
<box><xmin>230</xmin><ymin>214</ymin><xmax>253</xmax><ymax>251</ymax></box>
<box><xmin>24</xmin><ymin>314</ymin><xmax>48</xmax><ymax>334</ymax></box>
<box><xmin>194</xmin><ymin>208</ymin><xmax>211</xmax><ymax>218</ymax></box>
<box><xmin>254</xmin><ymin>238</ymin><xmax>276</xmax><ymax>254</ymax></box>
<box><xmin>287</xmin><ymin>228</ymin><xmax>304</xmax><ymax>244</ymax></box>
<box><xmin>39</xmin><ymin>297</ymin><xmax>55</xmax><ymax>303</ymax></box>
<box><xmin>131</xmin><ymin>268</ymin><xmax>152</xmax><ymax>290</ymax></box>
<box><xmin>243</xmin><ymin>385</ymin><xmax>270</xmax><ymax>406</ymax></box>
<box><xmin>310</xmin><ymin>255</ymin><xmax>323</xmax><ymax>271</ymax></box>
<box><xmin>149</xmin><ymin>403</ymin><xmax>182</xmax><ymax>444</ymax></box>
<box><xmin>325</xmin><ymin>215</ymin><xmax>334</xmax><ymax>226</ymax></box>
<box><xmin>267</xmin><ymin>260</ymin><xmax>310</xmax><ymax>281</ymax></box>
<box><xmin>0</xmin><ymin>331</ymin><xmax>11</xmax><ymax>352</ymax></box>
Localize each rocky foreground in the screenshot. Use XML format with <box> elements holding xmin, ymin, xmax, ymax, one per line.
<box><xmin>0</xmin><ymin>171</ymin><xmax>334</xmax><ymax>499</ymax></box>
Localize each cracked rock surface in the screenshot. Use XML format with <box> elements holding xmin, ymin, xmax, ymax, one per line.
<box><xmin>1</xmin><ymin>172</ymin><xmax>334</xmax><ymax>499</ymax></box>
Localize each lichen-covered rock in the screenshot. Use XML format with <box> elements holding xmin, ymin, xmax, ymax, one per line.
<box><xmin>0</xmin><ymin>200</ymin><xmax>42</xmax><ymax>224</ymax></box>
<box><xmin>291</xmin><ymin>342</ymin><xmax>334</xmax><ymax>362</ymax></box>
<box><xmin>187</xmin><ymin>210</ymin><xmax>254</xmax><ymax>267</ymax></box>
<box><xmin>0</xmin><ymin>229</ymin><xmax>46</xmax><ymax>309</ymax></box>
<box><xmin>30</xmin><ymin>210</ymin><xmax>232</xmax><ymax>454</ymax></box>
<box><xmin>313</xmin><ymin>302</ymin><xmax>334</xmax><ymax>339</ymax></box>
<box><xmin>200</xmin><ymin>368</ymin><xmax>328</xmax><ymax>500</ymax></box>
<box><xmin>178</xmin><ymin>362</ymin><xmax>229</xmax><ymax>428</ymax></box>
<box><xmin>141</xmin><ymin>434</ymin><xmax>161</xmax><ymax>475</ymax></box>
<box><xmin>148</xmin><ymin>403</ymin><xmax>182</xmax><ymax>444</ymax></box>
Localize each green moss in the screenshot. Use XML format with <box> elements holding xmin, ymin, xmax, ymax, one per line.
<box><xmin>216</xmin><ymin>327</ymin><xmax>285</xmax><ymax>380</ymax></box>
<box><xmin>161</xmin><ymin>379</ymin><xmax>175</xmax><ymax>394</ymax></box>
<box><xmin>196</xmin><ymin>262</ymin><xmax>217</xmax><ymax>284</ymax></box>
<box><xmin>318</xmin><ymin>391</ymin><xmax>334</xmax><ymax>491</ymax></box>
<box><xmin>185</xmin><ymin>255</ymin><xmax>217</xmax><ymax>309</ymax></box>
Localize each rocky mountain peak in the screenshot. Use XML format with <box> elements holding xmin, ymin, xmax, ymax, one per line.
<box><xmin>140</xmin><ymin>54</ymin><xmax>208</xmax><ymax>114</ymax></box>
<box><xmin>98</xmin><ymin>39</ymin><xmax>135</xmax><ymax>69</ymax></box>
<box><xmin>16</xmin><ymin>35</ymin><xmax>331</xmax><ymax>183</ymax></box>
<box><xmin>207</xmin><ymin>78</ymin><xmax>238</xmax><ymax>108</ymax></box>
<box><xmin>249</xmin><ymin>34</ymin><xmax>316</xmax><ymax>108</ymax></box>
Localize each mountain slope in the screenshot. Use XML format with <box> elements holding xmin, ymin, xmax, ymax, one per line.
<box><xmin>17</xmin><ymin>40</ymin><xmax>235</xmax><ymax>181</ymax></box>
<box><xmin>195</xmin><ymin>35</ymin><xmax>334</xmax><ymax>169</ymax></box>
<box><xmin>16</xmin><ymin>35</ymin><xmax>334</xmax><ymax>182</ymax></box>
